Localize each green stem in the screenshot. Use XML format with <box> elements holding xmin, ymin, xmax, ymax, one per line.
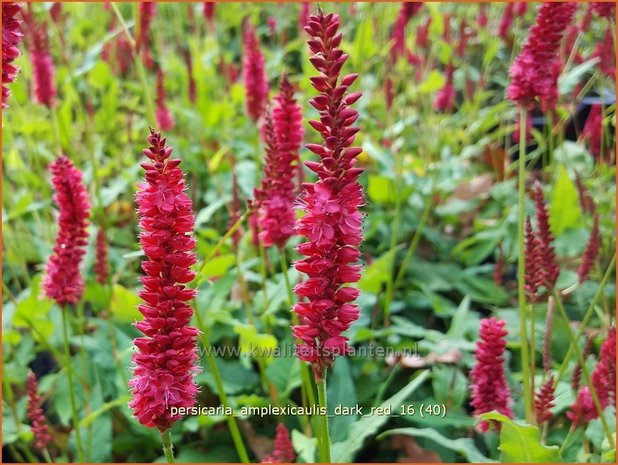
<box><xmin>316</xmin><ymin>375</ymin><xmax>331</xmax><ymax>463</ymax></box>
<box><xmin>198</xmin><ymin>211</ymin><xmax>248</xmax><ymax>276</ymax></box>
<box><xmin>258</xmin><ymin>241</ymin><xmax>270</xmax><ymax>315</ymax></box>
<box><xmin>554</xmin><ymin>254</ymin><xmax>616</xmax><ymax>385</ymax></box>
<box><xmin>61</xmin><ymin>310</ymin><xmax>85</xmax><ymax>462</ymax></box>
<box><xmin>551</xmin><ymin>291</ymin><xmax>615</xmax><ymax>449</ymax></box>
<box><xmin>194</xmin><ymin>311</ymin><xmax>250</xmax><ymax>463</ymax></box>
<box><xmin>111</xmin><ymin>3</ymin><xmax>156</xmax><ymax>124</ymax></box>
<box><xmin>50</xmin><ymin>106</ymin><xmax>62</xmax><ymax>155</ymax></box>
<box><xmin>559</xmin><ymin>426</ymin><xmax>575</xmax><ymax>456</ymax></box>
<box><xmin>517</xmin><ymin>108</ymin><xmax>533</xmax><ymax>423</ymax></box>
<box><xmin>393</xmin><ymin>197</ymin><xmax>433</xmax><ymax>290</ymax></box>
<box><xmin>43</xmin><ymin>447</ymin><xmax>53</xmax><ymax>463</ymax></box>
<box><xmin>160</xmin><ymin>429</ymin><xmax>175</xmax><ymax>463</ymax></box>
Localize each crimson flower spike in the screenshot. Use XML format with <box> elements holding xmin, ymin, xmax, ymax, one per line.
<box><xmin>242</xmin><ymin>21</ymin><xmax>268</xmax><ymax>122</ymax></box>
<box><xmin>26</xmin><ymin>371</ymin><xmax>52</xmax><ymax>450</ymax></box>
<box><xmin>293</xmin><ymin>8</ymin><xmax>364</xmax><ymax>382</ymax></box>
<box><xmin>129</xmin><ymin>129</ymin><xmax>200</xmax><ymax>432</ymax></box>
<box><xmin>261</xmin><ymin>423</ymin><xmax>296</xmax><ymax>463</ymax></box>
<box><xmin>94</xmin><ymin>227</ymin><xmax>110</xmax><ymax>284</ymax></box>
<box><xmin>2</xmin><ymin>3</ymin><xmax>23</xmax><ymax>109</ymax></box>
<box><xmin>469</xmin><ymin>317</ymin><xmax>513</xmax><ymax>432</ymax></box>
<box><xmin>43</xmin><ymin>156</ymin><xmax>90</xmax><ymax>307</ymax></box>
<box><xmin>25</xmin><ymin>9</ymin><xmax>57</xmax><ymax>108</ymax></box>
<box><xmin>533</xmin><ymin>182</ymin><xmax>559</xmax><ymax>288</ymax></box>
<box><xmin>578</xmin><ymin>215</ymin><xmax>600</xmax><ymax>283</ymax></box>
<box><xmin>155</xmin><ymin>68</ymin><xmax>174</xmax><ymax>131</ymax></box>
<box><xmin>524</xmin><ymin>216</ymin><xmax>544</xmax><ymax>303</ymax></box>
<box><xmin>507</xmin><ymin>2</ymin><xmax>578</xmax><ymax>111</ymax></box>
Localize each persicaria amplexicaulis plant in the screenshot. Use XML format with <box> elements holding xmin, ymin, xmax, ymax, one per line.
<box><xmin>294</xmin><ymin>8</ymin><xmax>364</xmax><ymax>382</ymax></box>
<box><xmin>389</xmin><ymin>2</ymin><xmax>422</xmax><ymax>62</ymax></box>
<box><xmin>2</xmin><ymin>2</ymin><xmax>23</xmax><ymax>109</ymax></box>
<box><xmin>95</xmin><ymin>227</ymin><xmax>110</xmax><ymax>284</ymax></box>
<box><xmin>43</xmin><ymin>156</ymin><xmax>91</xmax><ymax>307</ymax></box>
<box><xmin>129</xmin><ymin>129</ymin><xmax>200</xmax><ymax>433</ymax></box>
<box><xmin>261</xmin><ymin>423</ymin><xmax>296</xmax><ymax>463</ymax></box>
<box><xmin>24</xmin><ymin>10</ymin><xmax>57</xmax><ymax>108</ymax></box>
<box><xmin>469</xmin><ymin>317</ymin><xmax>513</xmax><ymax>432</ymax></box>
<box><xmin>156</xmin><ymin>68</ymin><xmax>175</xmax><ymax>131</ymax></box>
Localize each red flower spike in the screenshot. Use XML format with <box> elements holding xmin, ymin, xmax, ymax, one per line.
<box><xmin>295</xmin><ymin>8</ymin><xmax>364</xmax><ymax>382</ymax></box>
<box><xmin>470</xmin><ymin>318</ymin><xmax>513</xmax><ymax>432</ymax></box>
<box><xmin>578</xmin><ymin>215</ymin><xmax>600</xmax><ymax>284</ymax></box>
<box><xmin>416</xmin><ymin>17</ymin><xmax>431</xmax><ymax>49</ymax></box>
<box><xmin>95</xmin><ymin>228</ymin><xmax>110</xmax><ymax>284</ymax></box>
<box><xmin>182</xmin><ymin>48</ymin><xmax>197</xmax><ymax>104</ymax></box>
<box><xmin>514</xmin><ymin>2</ymin><xmax>528</xmax><ymax>17</ymax></box>
<box><xmin>2</xmin><ymin>2</ymin><xmax>23</xmax><ymax>109</ymax></box>
<box><xmin>477</xmin><ymin>4</ymin><xmax>488</xmax><ymax>28</ymax></box>
<box><xmin>574</xmin><ymin>172</ymin><xmax>596</xmax><ymax>215</ymax></box>
<box><xmin>24</xmin><ymin>11</ymin><xmax>57</xmax><ymax>108</ymax></box>
<box><xmin>507</xmin><ymin>2</ymin><xmax>578</xmax><ymax>111</ymax></box>
<box><xmin>492</xmin><ymin>244</ymin><xmax>505</xmax><ymax>287</ymax></box>
<box><xmin>390</xmin><ymin>2</ymin><xmax>423</xmax><ymax>62</ymax></box>
<box><xmin>43</xmin><ymin>156</ymin><xmax>90</xmax><ymax>307</ymax></box>
<box><xmin>434</xmin><ymin>62</ymin><xmax>455</xmax><ymax>112</ymax></box>
<box><xmin>243</xmin><ymin>22</ymin><xmax>269</xmax><ymax>122</ymax></box>
<box><xmin>589</xmin><ymin>2</ymin><xmax>615</xmax><ymax>18</ymax></box>
<box><xmin>498</xmin><ymin>3</ymin><xmax>515</xmax><ymax>42</ymax></box>
<box><xmin>582</xmin><ymin>103</ymin><xmax>605</xmax><ymax>159</ymax></box>
<box><xmin>571</xmin><ymin>336</ymin><xmax>594</xmax><ymax>391</ymax></box>
<box><xmin>254</xmin><ymin>106</ymin><xmax>297</xmax><ymax>248</ymax></box>
<box><xmin>203</xmin><ymin>2</ymin><xmax>215</xmax><ymax>25</ymax></box>
<box><xmin>299</xmin><ymin>3</ymin><xmax>311</xmax><ymax>31</ymax></box>
<box><xmin>27</xmin><ymin>371</ymin><xmax>52</xmax><ymax>450</ymax></box>
<box><xmin>524</xmin><ymin>217</ymin><xmax>544</xmax><ymax>303</ymax></box>
<box><xmin>229</xmin><ymin>172</ymin><xmax>243</xmax><ymax>252</ymax></box>
<box><xmin>137</xmin><ymin>2</ymin><xmax>156</xmax><ymax>53</ymax></box>
<box><xmin>533</xmin><ymin>183</ymin><xmax>559</xmax><ymax>288</ymax></box>
<box><xmin>129</xmin><ymin>129</ymin><xmax>200</xmax><ymax>432</ymax></box>
<box><xmin>592</xmin><ymin>29</ymin><xmax>615</xmax><ymax>81</ymax></box>
<box><xmin>534</xmin><ymin>376</ymin><xmax>556</xmax><ymax>424</ymax></box>
<box><xmin>156</xmin><ymin>69</ymin><xmax>174</xmax><ymax>131</ymax></box>
<box><xmin>262</xmin><ymin>423</ymin><xmax>296</xmax><ymax>463</ymax></box>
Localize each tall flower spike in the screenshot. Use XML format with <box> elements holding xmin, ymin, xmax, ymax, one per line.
<box><xmin>203</xmin><ymin>2</ymin><xmax>215</xmax><ymax>25</ymax></box>
<box><xmin>534</xmin><ymin>376</ymin><xmax>556</xmax><ymax>424</ymax></box>
<box><xmin>273</xmin><ymin>74</ymin><xmax>304</xmax><ymax>193</ymax></box>
<box><xmin>470</xmin><ymin>317</ymin><xmax>513</xmax><ymax>432</ymax></box>
<box><xmin>129</xmin><ymin>129</ymin><xmax>200</xmax><ymax>432</ymax></box>
<box><xmin>295</xmin><ymin>8</ymin><xmax>364</xmax><ymax>381</ymax></box>
<box><xmin>578</xmin><ymin>215</ymin><xmax>600</xmax><ymax>283</ymax></box>
<box><xmin>137</xmin><ymin>2</ymin><xmax>156</xmax><ymax>53</ymax></box>
<box><xmin>242</xmin><ymin>22</ymin><xmax>268</xmax><ymax>122</ymax></box>
<box><xmin>582</xmin><ymin>103</ymin><xmax>604</xmax><ymax>159</ymax></box>
<box><xmin>182</xmin><ymin>47</ymin><xmax>197</xmax><ymax>104</ymax></box>
<box><xmin>507</xmin><ymin>2</ymin><xmax>578</xmax><ymax>111</ymax></box>
<box><xmin>390</xmin><ymin>2</ymin><xmax>423</xmax><ymax>62</ymax></box>
<box><xmin>26</xmin><ymin>371</ymin><xmax>52</xmax><ymax>450</ymax></box>
<box><xmin>155</xmin><ymin>69</ymin><xmax>174</xmax><ymax>131</ymax></box>
<box><xmin>592</xmin><ymin>28</ymin><xmax>616</xmax><ymax>81</ymax></box>
<box><xmin>524</xmin><ymin>216</ymin><xmax>544</xmax><ymax>303</ymax></box>
<box><xmin>95</xmin><ymin>228</ymin><xmax>110</xmax><ymax>284</ymax></box>
<box><xmin>571</xmin><ymin>336</ymin><xmax>594</xmax><ymax>391</ymax></box>
<box><xmin>589</xmin><ymin>2</ymin><xmax>616</xmax><ymax>18</ymax></box>
<box><xmin>434</xmin><ymin>62</ymin><xmax>455</xmax><ymax>112</ymax></box>
<box><xmin>43</xmin><ymin>156</ymin><xmax>90</xmax><ymax>307</ymax></box>
<box><xmin>533</xmin><ymin>183</ymin><xmax>559</xmax><ymax>288</ymax></box>
<box><xmin>2</xmin><ymin>3</ymin><xmax>23</xmax><ymax>109</ymax></box>
<box><xmin>254</xmin><ymin>107</ymin><xmax>296</xmax><ymax>248</ymax></box>
<box><xmin>262</xmin><ymin>423</ymin><xmax>296</xmax><ymax>463</ymax></box>
<box><xmin>498</xmin><ymin>3</ymin><xmax>515</xmax><ymax>42</ymax></box>
<box><xmin>574</xmin><ymin>172</ymin><xmax>596</xmax><ymax>215</ymax></box>
<box><xmin>25</xmin><ymin>11</ymin><xmax>57</xmax><ymax>108</ymax></box>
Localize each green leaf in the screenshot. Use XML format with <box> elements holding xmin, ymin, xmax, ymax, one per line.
<box><xmin>558</xmin><ymin>58</ymin><xmax>599</xmax><ymax>95</ymax></box>
<box><xmin>549</xmin><ymin>166</ymin><xmax>582</xmax><ymax>236</ymax></box>
<box><xmin>352</xmin><ymin>17</ymin><xmax>377</xmax><ymax>69</ymax></box>
<box><xmin>418</xmin><ymin>70</ymin><xmax>446</xmax><ymax>94</ymax></box>
<box><xmin>480</xmin><ymin>412</ymin><xmax>561</xmax><ymax>463</ymax></box>
<box><xmin>199</xmin><ymin>254</ymin><xmax>236</xmax><ymax>279</ymax></box>
<box><xmin>358</xmin><ymin>247</ymin><xmax>400</xmax><ymax>294</ymax></box>
<box><xmin>327</xmin><ymin>357</ymin><xmax>357</xmax><ymax>442</ymax></box>
<box><xmin>292</xmin><ymin>429</ymin><xmax>317</xmax><ymax>463</ymax></box>
<box><xmin>109</xmin><ymin>284</ymin><xmax>141</xmax><ymax>324</ymax></box>
<box><xmin>330</xmin><ymin>371</ymin><xmax>430</xmax><ymax>462</ymax></box>
<box><xmin>12</xmin><ymin>276</ymin><xmax>55</xmax><ymax>342</ymax></box>
<box><xmin>367</xmin><ymin>175</ymin><xmax>397</xmax><ymax>204</ymax></box>
<box><xmin>378</xmin><ymin>427</ymin><xmax>495</xmax><ymax>462</ymax></box>
<box><xmin>234</xmin><ymin>325</ymin><xmax>278</xmax><ymax>363</ymax></box>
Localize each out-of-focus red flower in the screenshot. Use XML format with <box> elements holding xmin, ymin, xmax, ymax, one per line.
<box><xmin>478</xmin><ymin>4</ymin><xmax>488</xmax><ymax>28</ymax></box>
<box><xmin>27</xmin><ymin>371</ymin><xmax>52</xmax><ymax>450</ymax></box>
<box><xmin>592</xmin><ymin>28</ymin><xmax>616</xmax><ymax>80</ymax></box>
<box><xmin>261</xmin><ymin>424</ymin><xmax>296</xmax><ymax>463</ymax></box>
<box><xmin>43</xmin><ymin>156</ymin><xmax>91</xmax><ymax>307</ymax></box>
<box><xmin>416</xmin><ymin>17</ymin><xmax>431</xmax><ymax>49</ymax></box>
<box><xmin>514</xmin><ymin>2</ymin><xmax>528</xmax><ymax>17</ymax></box>
<box><xmin>243</xmin><ymin>22</ymin><xmax>269</xmax><ymax>122</ymax></box>
<box><xmin>390</xmin><ymin>2</ymin><xmax>423</xmax><ymax>62</ymax></box>
<box><xmin>50</xmin><ymin>3</ymin><xmax>63</xmax><ymax>23</ymax></box>
<box><xmin>155</xmin><ymin>69</ymin><xmax>174</xmax><ymax>131</ymax></box>
<box><xmin>2</xmin><ymin>2</ymin><xmax>23</xmax><ymax>109</ymax></box>
<box><xmin>295</xmin><ymin>9</ymin><xmax>364</xmax><ymax>381</ymax></box>
<box><xmin>578</xmin><ymin>215</ymin><xmax>600</xmax><ymax>283</ymax></box>
<box><xmin>24</xmin><ymin>11</ymin><xmax>57</xmax><ymax>108</ymax></box>
<box><xmin>95</xmin><ymin>228</ymin><xmax>110</xmax><ymax>284</ymax></box>
<box><xmin>574</xmin><ymin>172</ymin><xmax>596</xmax><ymax>215</ymax></box>
<box><xmin>203</xmin><ymin>2</ymin><xmax>215</xmax><ymax>25</ymax></box>
<box><xmin>524</xmin><ymin>217</ymin><xmax>544</xmax><ymax>303</ymax></box>
<box><xmin>299</xmin><ymin>3</ymin><xmax>311</xmax><ymax>31</ymax></box>
<box><xmin>533</xmin><ymin>182</ymin><xmax>559</xmax><ymax>288</ymax></box>
<box><xmin>507</xmin><ymin>2</ymin><xmax>578</xmax><ymax>111</ymax></box>
<box><xmin>582</xmin><ymin>103</ymin><xmax>604</xmax><ymax>159</ymax></box>
<box><xmin>589</xmin><ymin>2</ymin><xmax>616</xmax><ymax>18</ymax></box>
<box><xmin>182</xmin><ymin>47</ymin><xmax>197</xmax><ymax>104</ymax></box>
<box><xmin>534</xmin><ymin>376</ymin><xmax>555</xmax><ymax>424</ymax></box>
<box><xmin>470</xmin><ymin>317</ymin><xmax>513</xmax><ymax>432</ymax></box>
<box><xmin>434</xmin><ymin>63</ymin><xmax>455</xmax><ymax>112</ymax></box>
<box><xmin>129</xmin><ymin>129</ymin><xmax>200</xmax><ymax>432</ymax></box>
<box><xmin>267</xmin><ymin>16</ymin><xmax>277</xmax><ymax>36</ymax></box>
<box><xmin>137</xmin><ymin>2</ymin><xmax>156</xmax><ymax>53</ymax></box>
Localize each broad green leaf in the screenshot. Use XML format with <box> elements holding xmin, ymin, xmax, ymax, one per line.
<box><xmin>327</xmin><ymin>357</ymin><xmax>357</xmax><ymax>442</ymax></box>
<box><xmin>352</xmin><ymin>17</ymin><xmax>377</xmax><ymax>69</ymax></box>
<box><xmin>480</xmin><ymin>412</ymin><xmax>561</xmax><ymax>463</ymax></box>
<box><xmin>367</xmin><ymin>175</ymin><xmax>397</xmax><ymax>204</ymax></box>
<box><xmin>109</xmin><ymin>284</ymin><xmax>141</xmax><ymax>324</ymax></box>
<box><xmin>12</xmin><ymin>276</ymin><xmax>55</xmax><ymax>342</ymax></box>
<box><xmin>418</xmin><ymin>70</ymin><xmax>446</xmax><ymax>94</ymax></box>
<box><xmin>378</xmin><ymin>427</ymin><xmax>495</xmax><ymax>462</ymax></box>
<box><xmin>234</xmin><ymin>325</ymin><xmax>278</xmax><ymax>363</ymax></box>
<box><xmin>549</xmin><ymin>166</ymin><xmax>582</xmax><ymax>235</ymax></box>
<box><xmin>331</xmin><ymin>371</ymin><xmax>430</xmax><ymax>463</ymax></box>
<box><xmin>199</xmin><ymin>254</ymin><xmax>236</xmax><ymax>279</ymax></box>
<box><xmin>292</xmin><ymin>429</ymin><xmax>317</xmax><ymax>463</ymax></box>
<box><xmin>559</xmin><ymin>58</ymin><xmax>599</xmax><ymax>95</ymax></box>
<box><xmin>358</xmin><ymin>247</ymin><xmax>401</xmax><ymax>294</ymax></box>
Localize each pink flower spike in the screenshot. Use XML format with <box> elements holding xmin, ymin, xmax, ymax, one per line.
<box><xmin>2</xmin><ymin>2</ymin><xmax>23</xmax><ymax>109</ymax></box>
<box><xmin>27</xmin><ymin>371</ymin><xmax>52</xmax><ymax>450</ymax></box>
<box><xmin>129</xmin><ymin>129</ymin><xmax>200</xmax><ymax>432</ymax></box>
<box><xmin>95</xmin><ymin>228</ymin><xmax>110</xmax><ymax>284</ymax></box>
<box><xmin>155</xmin><ymin>69</ymin><xmax>175</xmax><ymax>131</ymax></box>
<box><xmin>43</xmin><ymin>156</ymin><xmax>91</xmax><ymax>307</ymax></box>
<box><xmin>262</xmin><ymin>423</ymin><xmax>296</xmax><ymax>463</ymax></box>
<box><xmin>243</xmin><ymin>22</ymin><xmax>269</xmax><ymax>122</ymax></box>
<box><xmin>470</xmin><ymin>317</ymin><xmax>513</xmax><ymax>432</ymax></box>
<box><xmin>295</xmin><ymin>8</ymin><xmax>364</xmax><ymax>382</ymax></box>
